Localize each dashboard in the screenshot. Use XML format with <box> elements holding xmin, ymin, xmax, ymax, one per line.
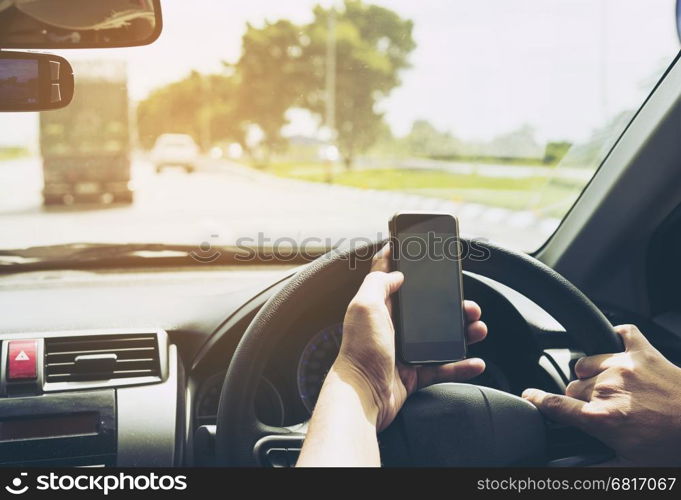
<box><xmin>194</xmin><ymin>323</ymin><xmax>346</xmax><ymax>428</ymax></box>
<box><xmin>0</xmin><ymin>263</ymin><xmax>575</xmax><ymax>466</ymax></box>
<box><xmin>0</xmin><ymin>265</ymin><xmax>294</xmax><ymax>466</ymax></box>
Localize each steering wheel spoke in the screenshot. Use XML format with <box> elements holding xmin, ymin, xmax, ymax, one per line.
<box><xmin>546</xmin><ymin>421</ymin><xmax>613</xmax><ymax>466</ymax></box>
<box><xmin>253</xmin><ymin>424</ymin><xmax>306</xmax><ymax>467</ymax></box>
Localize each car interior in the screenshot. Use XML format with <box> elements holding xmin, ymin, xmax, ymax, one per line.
<box><xmin>1</xmin><ymin>0</ymin><xmax>681</xmax><ymax>468</ymax></box>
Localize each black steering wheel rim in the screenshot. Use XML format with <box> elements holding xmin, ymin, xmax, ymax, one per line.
<box><xmin>215</xmin><ymin>239</ymin><xmax>622</xmax><ymax>466</ymax></box>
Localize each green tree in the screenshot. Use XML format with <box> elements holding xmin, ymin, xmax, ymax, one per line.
<box><xmin>543</xmin><ymin>141</ymin><xmax>572</xmax><ymax>165</ymax></box>
<box><xmin>303</xmin><ymin>0</ymin><xmax>416</xmax><ymax>168</ymax></box>
<box><xmin>137</xmin><ymin>70</ymin><xmax>243</xmax><ymax>150</ymax></box>
<box><xmin>234</xmin><ymin>20</ymin><xmax>308</xmax><ymax>162</ymax></box>
<box><xmin>138</xmin><ymin>2</ymin><xmax>415</xmax><ymax>167</ymax></box>
<box><xmin>403</xmin><ymin>120</ymin><xmax>462</xmax><ymax>158</ymax></box>
<box><xmin>561</xmin><ymin>110</ymin><xmax>633</xmax><ymax>169</ymax></box>
<box><xmin>485</xmin><ymin>124</ymin><xmax>543</xmax><ymax>161</ymax></box>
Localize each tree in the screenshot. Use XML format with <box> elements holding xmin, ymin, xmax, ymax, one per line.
<box><xmin>484</xmin><ymin>124</ymin><xmax>543</xmax><ymax>161</ymax></box>
<box><xmin>137</xmin><ymin>2</ymin><xmax>416</xmax><ymax>166</ymax></box>
<box><xmin>560</xmin><ymin>110</ymin><xmax>633</xmax><ymax>169</ymax></box>
<box><xmin>403</xmin><ymin>120</ymin><xmax>462</xmax><ymax>158</ymax></box>
<box><xmin>543</xmin><ymin>141</ymin><xmax>572</xmax><ymax>165</ymax></box>
<box><xmin>137</xmin><ymin>70</ymin><xmax>243</xmax><ymax>150</ymax></box>
<box><xmin>302</xmin><ymin>0</ymin><xmax>415</xmax><ymax>168</ymax></box>
<box><xmin>234</xmin><ymin>20</ymin><xmax>308</xmax><ymax>162</ymax></box>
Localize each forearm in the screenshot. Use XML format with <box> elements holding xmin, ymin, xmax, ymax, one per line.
<box><xmin>296</xmin><ymin>363</ymin><xmax>381</xmax><ymax>467</ymax></box>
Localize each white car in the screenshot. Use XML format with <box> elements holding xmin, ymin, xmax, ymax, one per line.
<box><xmin>151</xmin><ymin>134</ymin><xmax>200</xmax><ymax>173</ymax></box>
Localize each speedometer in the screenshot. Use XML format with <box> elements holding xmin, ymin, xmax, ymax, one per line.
<box><xmin>297</xmin><ymin>323</ymin><xmax>343</xmax><ymax>414</ymax></box>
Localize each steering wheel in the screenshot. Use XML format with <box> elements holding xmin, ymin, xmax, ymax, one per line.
<box><xmin>215</xmin><ymin>239</ymin><xmax>623</xmax><ymax>466</ymax></box>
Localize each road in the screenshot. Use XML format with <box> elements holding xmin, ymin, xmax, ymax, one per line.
<box><xmin>0</xmin><ymin>156</ymin><xmax>558</xmax><ymax>252</ymax></box>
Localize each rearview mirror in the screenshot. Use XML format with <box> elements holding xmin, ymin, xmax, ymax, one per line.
<box><xmin>0</xmin><ymin>0</ymin><xmax>162</xmax><ymax>49</ymax></box>
<box><xmin>0</xmin><ymin>51</ymin><xmax>73</xmax><ymax>111</ymax></box>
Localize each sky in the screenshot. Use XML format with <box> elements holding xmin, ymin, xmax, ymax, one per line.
<box><xmin>1</xmin><ymin>0</ymin><xmax>679</xmax><ymax>149</ymax></box>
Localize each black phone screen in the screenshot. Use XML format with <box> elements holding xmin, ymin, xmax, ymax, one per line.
<box><xmin>391</xmin><ymin>213</ymin><xmax>466</xmax><ymax>363</ymax></box>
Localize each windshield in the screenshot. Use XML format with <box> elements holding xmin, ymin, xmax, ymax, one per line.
<box><xmin>0</xmin><ymin>0</ymin><xmax>678</xmax><ymax>259</ymax></box>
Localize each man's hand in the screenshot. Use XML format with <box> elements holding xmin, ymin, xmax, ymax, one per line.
<box><xmin>523</xmin><ymin>325</ymin><xmax>681</xmax><ymax>466</ymax></box>
<box><xmin>298</xmin><ymin>244</ymin><xmax>487</xmax><ymax>466</ymax></box>
<box><xmin>333</xmin><ymin>244</ymin><xmax>487</xmax><ymax>431</ymax></box>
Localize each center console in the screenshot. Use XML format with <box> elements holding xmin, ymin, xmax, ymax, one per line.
<box><xmin>0</xmin><ymin>329</ymin><xmax>182</xmax><ymax>466</ymax></box>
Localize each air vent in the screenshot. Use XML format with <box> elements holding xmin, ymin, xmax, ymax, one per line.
<box><xmin>44</xmin><ymin>334</ymin><xmax>160</xmax><ymax>383</ymax></box>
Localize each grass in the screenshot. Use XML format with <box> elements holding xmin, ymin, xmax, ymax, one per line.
<box><xmin>264</xmin><ymin>161</ymin><xmax>582</xmax><ymax>218</ymax></box>
<box><xmin>424</xmin><ymin>154</ymin><xmax>552</xmax><ymax>167</ymax></box>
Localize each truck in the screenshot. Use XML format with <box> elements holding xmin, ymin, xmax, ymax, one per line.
<box><xmin>39</xmin><ymin>60</ymin><xmax>133</xmax><ymax>205</ymax></box>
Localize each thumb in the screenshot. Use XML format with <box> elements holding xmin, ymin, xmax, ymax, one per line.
<box><xmin>357</xmin><ymin>270</ymin><xmax>404</xmax><ymax>302</ymax></box>
<box><xmin>382</xmin><ymin>271</ymin><xmax>404</xmax><ymax>297</ymax></box>
<box><xmin>522</xmin><ymin>388</ymin><xmax>587</xmax><ymax>428</ymax></box>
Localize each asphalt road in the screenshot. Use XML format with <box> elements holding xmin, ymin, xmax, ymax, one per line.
<box><xmin>0</xmin><ymin>156</ymin><xmax>558</xmax><ymax>252</ymax></box>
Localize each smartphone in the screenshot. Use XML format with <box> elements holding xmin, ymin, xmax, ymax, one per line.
<box><xmin>389</xmin><ymin>212</ymin><xmax>467</xmax><ymax>365</ymax></box>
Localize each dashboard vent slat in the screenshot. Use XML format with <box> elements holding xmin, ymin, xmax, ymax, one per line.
<box><xmin>44</xmin><ymin>334</ymin><xmax>161</xmax><ymax>383</ymax></box>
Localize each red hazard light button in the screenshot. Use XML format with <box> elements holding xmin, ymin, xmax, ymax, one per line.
<box><xmin>7</xmin><ymin>339</ymin><xmax>38</xmax><ymax>380</ymax></box>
